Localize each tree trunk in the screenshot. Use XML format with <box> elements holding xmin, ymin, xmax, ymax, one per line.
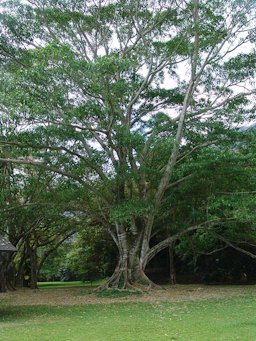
<box><xmin>169</xmin><ymin>243</ymin><xmax>176</xmax><ymax>285</ymax></box>
<box><xmin>96</xmin><ymin>255</ymin><xmax>160</xmax><ymax>291</ymax></box>
<box><xmin>4</xmin><ymin>255</ymin><xmax>16</xmax><ymax>291</ymax></box>
<box><xmin>0</xmin><ymin>259</ymin><xmax>7</xmax><ymax>293</ymax></box>
<box><xmin>27</xmin><ymin>240</ymin><xmax>38</xmax><ymax>289</ymax></box>
<box><xmin>29</xmin><ymin>248</ymin><xmax>38</xmax><ymax>289</ymax></box>
<box><xmin>96</xmin><ymin>230</ymin><xmax>161</xmax><ymax>291</ymax></box>
<box><xmin>15</xmin><ymin>249</ymin><xmax>26</xmax><ymax>287</ymax></box>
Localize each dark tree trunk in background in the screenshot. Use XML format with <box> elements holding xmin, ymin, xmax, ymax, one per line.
<box><xmin>0</xmin><ymin>259</ymin><xmax>7</xmax><ymax>293</ymax></box>
<box><xmin>169</xmin><ymin>243</ymin><xmax>176</xmax><ymax>285</ymax></box>
<box><xmin>30</xmin><ymin>251</ymin><xmax>38</xmax><ymax>289</ymax></box>
<box><xmin>16</xmin><ymin>262</ymin><xmax>25</xmax><ymax>287</ymax></box>
<box><xmin>6</xmin><ymin>261</ymin><xmax>16</xmax><ymax>290</ymax></box>
<box><xmin>27</xmin><ymin>241</ymin><xmax>38</xmax><ymax>289</ymax></box>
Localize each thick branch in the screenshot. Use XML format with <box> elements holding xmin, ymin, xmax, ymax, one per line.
<box><xmin>177</xmin><ymin>140</ymin><xmax>219</xmax><ymax>164</ymax></box>
<box><xmin>167</xmin><ymin>173</ymin><xmax>195</xmax><ymax>189</ymax></box>
<box><xmin>211</xmin><ymin>232</ymin><xmax>256</xmax><ymax>259</ymax></box>
<box><xmin>38</xmin><ymin>232</ymin><xmax>75</xmax><ymax>271</ymax></box>
<box><xmin>145</xmin><ymin>224</ymin><xmax>206</xmax><ymax>266</ymax></box>
<box><xmin>0</xmin><ymin>157</ymin><xmax>84</xmax><ymax>183</ymax></box>
<box><xmin>145</xmin><ymin>218</ymin><xmax>239</xmax><ymax>265</ymax></box>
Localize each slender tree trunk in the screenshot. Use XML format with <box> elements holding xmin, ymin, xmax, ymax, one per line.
<box><xmin>4</xmin><ymin>255</ymin><xmax>16</xmax><ymax>291</ymax></box>
<box><xmin>27</xmin><ymin>240</ymin><xmax>38</xmax><ymax>289</ymax></box>
<box><xmin>16</xmin><ymin>262</ymin><xmax>25</xmax><ymax>287</ymax></box>
<box><xmin>29</xmin><ymin>248</ymin><xmax>38</xmax><ymax>289</ymax></box>
<box><xmin>169</xmin><ymin>243</ymin><xmax>176</xmax><ymax>285</ymax></box>
<box><xmin>0</xmin><ymin>259</ymin><xmax>7</xmax><ymax>293</ymax></box>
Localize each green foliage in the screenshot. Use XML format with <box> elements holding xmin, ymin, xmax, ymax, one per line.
<box><xmin>61</xmin><ymin>227</ymin><xmax>116</xmax><ymax>281</ymax></box>
<box><xmin>224</xmin><ymin>53</ymin><xmax>256</xmax><ymax>81</ymax></box>
<box><xmin>110</xmin><ymin>199</ymin><xmax>149</xmax><ymax>223</ymax></box>
<box><xmin>39</xmin><ymin>245</ymin><xmax>71</xmax><ymax>282</ymax></box>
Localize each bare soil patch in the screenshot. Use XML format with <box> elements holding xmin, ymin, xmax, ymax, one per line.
<box><xmin>0</xmin><ymin>284</ymin><xmax>255</xmax><ymax>306</ymax></box>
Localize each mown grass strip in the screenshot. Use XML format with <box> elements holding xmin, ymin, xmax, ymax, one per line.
<box><xmin>1</xmin><ymin>294</ymin><xmax>256</xmax><ymax>340</ymax></box>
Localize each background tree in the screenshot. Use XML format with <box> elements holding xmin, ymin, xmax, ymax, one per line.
<box><xmin>63</xmin><ymin>227</ymin><xmax>116</xmax><ymax>282</ymax></box>
<box><xmin>0</xmin><ymin>162</ymin><xmax>79</xmax><ymax>288</ymax></box>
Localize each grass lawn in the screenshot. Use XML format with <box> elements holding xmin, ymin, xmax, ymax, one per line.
<box><xmin>1</xmin><ymin>288</ymin><xmax>256</xmax><ymax>341</ymax></box>
<box><xmin>37</xmin><ymin>280</ymin><xmax>105</xmax><ymax>289</ymax></box>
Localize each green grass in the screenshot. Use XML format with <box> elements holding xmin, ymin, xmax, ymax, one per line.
<box><xmin>1</xmin><ymin>293</ymin><xmax>256</xmax><ymax>340</ymax></box>
<box><xmin>96</xmin><ymin>288</ymin><xmax>143</xmax><ymax>298</ymax></box>
<box><xmin>38</xmin><ymin>279</ymin><xmax>106</xmax><ymax>289</ymax></box>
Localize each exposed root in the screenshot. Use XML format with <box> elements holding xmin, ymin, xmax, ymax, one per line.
<box><xmin>95</xmin><ymin>259</ymin><xmax>164</xmax><ymax>292</ymax></box>
<box><xmin>95</xmin><ymin>273</ymin><xmax>163</xmax><ymax>292</ymax></box>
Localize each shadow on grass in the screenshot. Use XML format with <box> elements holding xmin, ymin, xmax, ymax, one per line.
<box><xmin>96</xmin><ymin>289</ymin><xmax>143</xmax><ymax>298</ymax></box>
<box><xmin>0</xmin><ymin>306</ymin><xmax>40</xmax><ymax>323</ymax></box>
<box><xmin>38</xmin><ymin>279</ymin><xmax>107</xmax><ymax>290</ymax></box>
<box><xmin>0</xmin><ymin>306</ymin><xmax>65</xmax><ymax>323</ymax></box>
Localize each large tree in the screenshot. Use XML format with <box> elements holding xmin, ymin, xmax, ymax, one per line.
<box><xmin>0</xmin><ymin>0</ymin><xmax>255</xmax><ymax>289</ymax></box>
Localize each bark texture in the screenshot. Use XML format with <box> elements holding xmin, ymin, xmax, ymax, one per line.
<box><xmin>0</xmin><ymin>260</ymin><xmax>7</xmax><ymax>293</ymax></box>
